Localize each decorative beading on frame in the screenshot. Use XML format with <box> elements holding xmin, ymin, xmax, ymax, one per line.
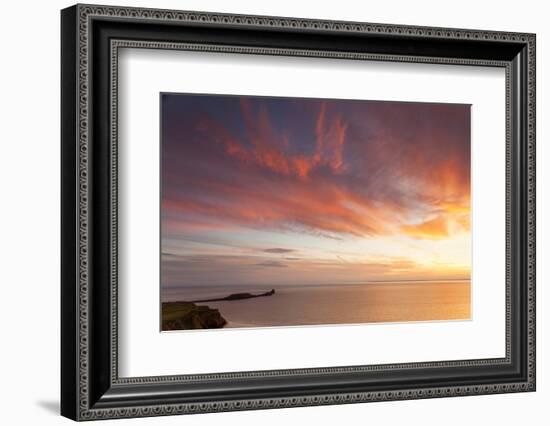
<box><xmin>77</xmin><ymin>5</ymin><xmax>91</xmax><ymax>418</ymax></box>
<box><xmin>81</xmin><ymin>381</ymin><xmax>531</xmax><ymax>420</ymax></box>
<box><xmin>75</xmin><ymin>4</ymin><xmax>536</xmax><ymax>420</ymax></box>
<box><xmin>78</xmin><ymin>4</ymin><xmax>534</xmax><ymax>43</ymax></box>
<box><xmin>526</xmin><ymin>35</ymin><xmax>536</xmax><ymax>386</ymax></box>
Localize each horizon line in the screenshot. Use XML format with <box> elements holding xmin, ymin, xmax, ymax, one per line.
<box><xmin>162</xmin><ymin>278</ymin><xmax>471</xmax><ymax>289</ymax></box>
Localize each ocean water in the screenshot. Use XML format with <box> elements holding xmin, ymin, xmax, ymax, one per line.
<box><xmin>162</xmin><ymin>281</ymin><xmax>471</xmax><ymax>328</ymax></box>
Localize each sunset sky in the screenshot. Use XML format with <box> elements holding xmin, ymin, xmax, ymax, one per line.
<box><xmin>161</xmin><ymin>94</ymin><xmax>471</xmax><ymax>288</ymax></box>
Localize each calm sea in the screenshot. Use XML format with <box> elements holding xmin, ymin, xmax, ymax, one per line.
<box><xmin>162</xmin><ymin>281</ymin><xmax>471</xmax><ymax>328</ymax></box>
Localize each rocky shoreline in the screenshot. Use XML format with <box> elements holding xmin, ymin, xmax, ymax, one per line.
<box><xmin>162</xmin><ymin>302</ymin><xmax>227</xmax><ymax>331</ymax></box>
<box><xmin>162</xmin><ymin>289</ymin><xmax>276</xmax><ymax>330</ymax></box>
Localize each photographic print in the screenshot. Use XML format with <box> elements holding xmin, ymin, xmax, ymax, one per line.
<box><xmin>160</xmin><ymin>94</ymin><xmax>471</xmax><ymax>331</ymax></box>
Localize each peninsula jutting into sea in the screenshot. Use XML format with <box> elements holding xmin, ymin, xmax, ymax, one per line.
<box><xmin>162</xmin><ymin>289</ymin><xmax>276</xmax><ymax>330</ymax></box>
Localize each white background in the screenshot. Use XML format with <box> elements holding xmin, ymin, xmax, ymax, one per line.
<box><xmin>0</xmin><ymin>0</ymin><xmax>547</xmax><ymax>425</ymax></box>
<box><xmin>119</xmin><ymin>49</ymin><xmax>505</xmax><ymax>377</ymax></box>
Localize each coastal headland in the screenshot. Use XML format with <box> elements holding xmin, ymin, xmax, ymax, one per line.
<box><xmin>162</xmin><ymin>289</ymin><xmax>276</xmax><ymax>330</ymax></box>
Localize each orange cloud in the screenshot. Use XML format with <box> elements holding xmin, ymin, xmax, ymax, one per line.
<box><xmin>401</xmin><ymin>216</ymin><xmax>451</xmax><ymax>239</ymax></box>
<box><xmin>198</xmin><ymin>99</ymin><xmax>350</xmax><ymax>181</ymax></box>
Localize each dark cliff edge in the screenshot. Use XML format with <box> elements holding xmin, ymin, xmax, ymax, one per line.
<box><xmin>162</xmin><ymin>289</ymin><xmax>276</xmax><ymax>330</ymax></box>
<box><xmin>162</xmin><ymin>302</ymin><xmax>227</xmax><ymax>331</ymax></box>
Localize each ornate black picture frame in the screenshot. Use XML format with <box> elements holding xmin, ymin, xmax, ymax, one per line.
<box><xmin>61</xmin><ymin>4</ymin><xmax>536</xmax><ymax>421</ymax></box>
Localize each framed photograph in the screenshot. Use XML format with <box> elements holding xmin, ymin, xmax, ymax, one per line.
<box><xmin>61</xmin><ymin>4</ymin><xmax>536</xmax><ymax>421</ymax></box>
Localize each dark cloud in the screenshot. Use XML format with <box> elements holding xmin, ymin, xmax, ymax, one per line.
<box><xmin>263</xmin><ymin>248</ymin><xmax>295</xmax><ymax>254</ymax></box>
<box><xmin>254</xmin><ymin>261</ymin><xmax>288</xmax><ymax>268</ymax></box>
